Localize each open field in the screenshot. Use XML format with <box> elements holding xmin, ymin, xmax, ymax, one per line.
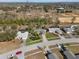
<box><xmin>58</xmin><ymin>13</ymin><xmax>79</xmax><ymax>24</ymax></box>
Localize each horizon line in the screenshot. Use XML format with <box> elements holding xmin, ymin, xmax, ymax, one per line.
<box><xmin>0</xmin><ymin>1</ymin><xmax>79</xmax><ymax>3</ymax></box>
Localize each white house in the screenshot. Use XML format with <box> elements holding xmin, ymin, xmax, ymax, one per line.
<box><xmin>64</xmin><ymin>25</ymin><xmax>78</xmax><ymax>34</ymax></box>
<box><xmin>71</xmin><ymin>25</ymin><xmax>78</xmax><ymax>31</ymax></box>
<box><xmin>16</xmin><ymin>31</ymin><xmax>29</xmax><ymax>40</ymax></box>
<box><xmin>64</xmin><ymin>28</ymin><xmax>73</xmax><ymax>34</ymax></box>
<box><xmin>48</xmin><ymin>28</ymin><xmax>63</xmax><ymax>34</ymax></box>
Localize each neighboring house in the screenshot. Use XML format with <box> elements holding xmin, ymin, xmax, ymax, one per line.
<box><xmin>64</xmin><ymin>28</ymin><xmax>73</xmax><ymax>34</ymax></box>
<box><xmin>48</xmin><ymin>28</ymin><xmax>63</xmax><ymax>34</ymax></box>
<box><xmin>35</xmin><ymin>29</ymin><xmax>46</xmax><ymax>35</ymax></box>
<box><xmin>64</xmin><ymin>25</ymin><xmax>78</xmax><ymax>34</ymax></box>
<box><xmin>16</xmin><ymin>31</ymin><xmax>29</xmax><ymax>40</ymax></box>
<box><xmin>71</xmin><ymin>25</ymin><xmax>78</xmax><ymax>31</ymax></box>
<box><xmin>56</xmin><ymin>7</ymin><xmax>65</xmax><ymax>13</ymax></box>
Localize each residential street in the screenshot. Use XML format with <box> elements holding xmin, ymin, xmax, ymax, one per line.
<box><xmin>0</xmin><ymin>37</ymin><xmax>79</xmax><ymax>59</ymax></box>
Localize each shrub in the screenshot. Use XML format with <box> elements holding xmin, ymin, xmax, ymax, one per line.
<box><xmin>0</xmin><ymin>30</ymin><xmax>17</xmax><ymax>42</ymax></box>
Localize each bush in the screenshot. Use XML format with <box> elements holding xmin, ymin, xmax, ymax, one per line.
<box><xmin>29</xmin><ymin>31</ymin><xmax>40</xmax><ymax>40</ymax></box>
<box><xmin>0</xmin><ymin>31</ymin><xmax>17</xmax><ymax>42</ymax></box>
<box><xmin>26</xmin><ymin>31</ymin><xmax>41</xmax><ymax>45</ymax></box>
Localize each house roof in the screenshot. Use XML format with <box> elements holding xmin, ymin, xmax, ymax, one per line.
<box><xmin>16</xmin><ymin>31</ymin><xmax>29</xmax><ymax>40</ymax></box>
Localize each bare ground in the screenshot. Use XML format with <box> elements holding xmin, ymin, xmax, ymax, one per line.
<box><xmin>0</xmin><ymin>39</ymin><xmax>21</xmax><ymax>54</ymax></box>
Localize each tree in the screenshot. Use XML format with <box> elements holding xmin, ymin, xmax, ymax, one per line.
<box><xmin>11</xmin><ymin>25</ymin><xmax>17</xmax><ymax>30</ymax></box>
<box><xmin>71</xmin><ymin>16</ymin><xmax>76</xmax><ymax>24</ymax></box>
<box><xmin>0</xmin><ymin>30</ymin><xmax>17</xmax><ymax>42</ymax></box>
<box><xmin>52</xmin><ymin>17</ymin><xmax>60</xmax><ymax>27</ymax></box>
<box><xmin>29</xmin><ymin>31</ymin><xmax>40</xmax><ymax>40</ymax></box>
<box><xmin>43</xmin><ymin>6</ymin><xmax>48</xmax><ymax>12</ymax></box>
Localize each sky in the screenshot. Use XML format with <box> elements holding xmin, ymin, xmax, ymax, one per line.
<box><xmin>0</xmin><ymin>0</ymin><xmax>79</xmax><ymax>2</ymax></box>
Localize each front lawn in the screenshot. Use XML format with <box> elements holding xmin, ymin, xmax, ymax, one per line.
<box><xmin>26</xmin><ymin>31</ymin><xmax>42</xmax><ymax>45</ymax></box>
<box><xmin>26</xmin><ymin>32</ymin><xmax>59</xmax><ymax>45</ymax></box>
<box><xmin>46</xmin><ymin>32</ymin><xmax>59</xmax><ymax>41</ymax></box>
<box><xmin>26</xmin><ymin>39</ymin><xmax>42</xmax><ymax>45</ymax></box>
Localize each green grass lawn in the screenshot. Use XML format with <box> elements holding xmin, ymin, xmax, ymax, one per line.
<box><xmin>26</xmin><ymin>39</ymin><xmax>42</xmax><ymax>45</ymax></box>
<box><xmin>26</xmin><ymin>32</ymin><xmax>59</xmax><ymax>45</ymax></box>
<box><xmin>46</xmin><ymin>32</ymin><xmax>59</xmax><ymax>41</ymax></box>
<box><xmin>47</xmin><ymin>37</ymin><xmax>59</xmax><ymax>41</ymax></box>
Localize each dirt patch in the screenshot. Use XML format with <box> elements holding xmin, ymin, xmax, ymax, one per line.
<box><xmin>0</xmin><ymin>39</ymin><xmax>21</xmax><ymax>54</ymax></box>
